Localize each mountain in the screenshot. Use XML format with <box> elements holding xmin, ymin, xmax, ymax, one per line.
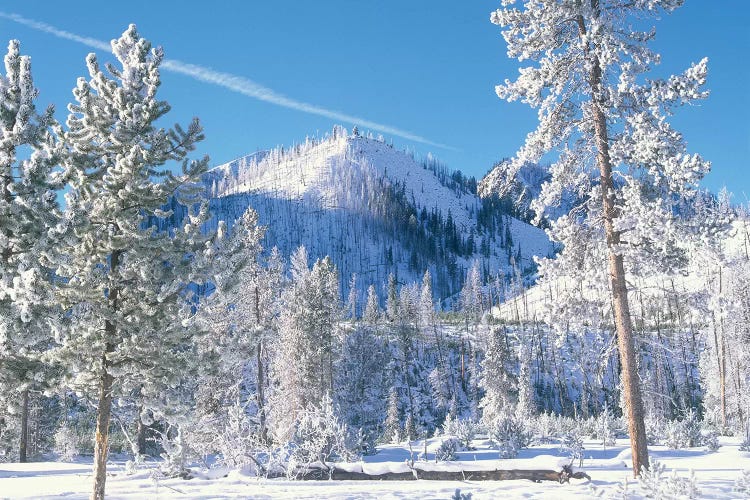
<box><xmin>198</xmin><ymin>128</ymin><xmax>554</xmax><ymax>304</ymax></box>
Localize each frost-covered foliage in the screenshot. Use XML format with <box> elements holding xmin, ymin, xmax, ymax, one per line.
<box><xmin>488</xmin><ymin>416</ymin><xmax>532</xmax><ymax>459</ymax></box>
<box><xmin>740</xmin><ymin>426</ymin><xmax>750</xmax><ymax>452</ymax></box>
<box><xmin>735</xmin><ymin>470</ymin><xmax>750</xmax><ymax>496</ymax></box>
<box><xmin>478</xmin><ymin>326</ymin><xmax>517</xmax><ymax>424</ymax></box>
<box><xmin>0</xmin><ymin>38</ymin><xmax>63</xmax><ymax>462</ymax></box>
<box><xmin>639</xmin><ymin>459</ymin><xmax>701</xmax><ymax>499</ymax></box>
<box><xmin>335</xmin><ymin>321</ymin><xmax>389</xmax><ymax>442</ymax></box>
<box><xmin>561</xmin><ymin>429</ymin><xmax>586</xmax><ymax>467</ymax></box>
<box><xmin>481</xmin><ymin>0</ymin><xmax>713</xmax><ymax>475</ymax></box>
<box><xmin>288</xmin><ymin>395</ymin><xmax>359</xmax><ymax>470</ymax></box>
<box><xmin>270</xmin><ymin>248</ymin><xmax>342</xmax><ymax>442</ymax></box>
<box><xmin>664</xmin><ymin>409</ymin><xmax>702</xmax><ymax>449</ymax></box>
<box><xmin>594</xmin><ymin>404</ymin><xmax>619</xmax><ymax>448</ymax></box>
<box><xmin>156</xmin><ymin>425</ymin><xmax>189</xmax><ymax>479</ymax></box>
<box><xmin>382</xmin><ymin>387</ymin><xmax>402</xmax><ymax>444</ymax></box>
<box><xmin>444</xmin><ymin>418</ymin><xmax>478</xmax><ymax>450</ymax></box>
<box><xmin>53</xmin><ymin>424</ymin><xmax>78</xmax><ymax>462</ymax></box>
<box><xmin>435</xmin><ymin>437</ymin><xmax>463</xmax><ymax>462</ymax></box>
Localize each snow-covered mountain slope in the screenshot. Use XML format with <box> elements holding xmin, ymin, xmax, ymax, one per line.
<box><xmin>200</xmin><ymin>132</ymin><xmax>554</xmax><ymax>302</ymax></box>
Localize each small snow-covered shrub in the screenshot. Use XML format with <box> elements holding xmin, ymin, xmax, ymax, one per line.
<box><xmin>534</xmin><ymin>412</ymin><xmax>555</xmax><ymax>444</ymax></box>
<box><xmin>454</xmin><ymin>419</ymin><xmax>478</xmax><ymax>450</ymax></box>
<box><xmin>734</xmin><ymin>470</ymin><xmax>750</xmax><ymax>496</ymax></box>
<box><xmin>665</xmin><ymin>409</ymin><xmax>702</xmax><ymax>449</ymax></box>
<box><xmin>435</xmin><ymin>437</ymin><xmax>463</xmax><ymax>462</ymax></box>
<box><xmin>551</xmin><ymin>415</ymin><xmax>577</xmax><ymax>438</ymax></box>
<box><xmin>701</xmin><ymin>427</ymin><xmax>720</xmax><ymax>453</ymax></box>
<box><xmin>291</xmin><ymin>395</ymin><xmax>360</xmax><ymax>467</ymax></box>
<box><xmin>451</xmin><ymin>488</ymin><xmax>473</xmax><ymax>500</ymax></box>
<box><xmin>489</xmin><ymin>417</ymin><xmax>532</xmax><ymax>459</ymax></box>
<box><xmin>125</xmin><ymin>453</ymin><xmax>145</xmax><ymax>476</ymax></box>
<box><xmin>441</xmin><ymin>413</ymin><xmax>457</xmax><ymax>436</ymax></box>
<box><xmin>639</xmin><ymin>459</ymin><xmax>700</xmax><ymax>499</ymax></box>
<box><xmin>645</xmin><ymin>414</ymin><xmax>665</xmax><ymax>446</ymax></box>
<box><xmin>580</xmin><ymin>416</ymin><xmax>597</xmax><ymax>439</ymax></box>
<box><xmin>353</xmin><ymin>427</ymin><xmax>377</xmax><ymax>456</ymax></box>
<box><xmin>700</xmin><ymin>420</ymin><xmax>721</xmax><ymax>453</ymax></box>
<box><xmin>561</xmin><ymin>429</ymin><xmax>585</xmax><ymax>467</ymax></box>
<box><xmin>591</xmin><ymin>405</ymin><xmax>618</xmax><ymax>448</ymax></box>
<box><xmin>53</xmin><ymin>424</ymin><xmax>78</xmax><ymax>462</ymax></box>
<box><xmin>157</xmin><ymin>425</ymin><xmax>189</xmax><ymax>478</ymax></box>
<box><xmin>216</xmin><ymin>401</ymin><xmax>258</xmax><ymax>468</ymax></box>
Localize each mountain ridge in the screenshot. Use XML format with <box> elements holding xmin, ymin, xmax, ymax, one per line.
<box><xmin>199</xmin><ymin>129</ymin><xmax>555</xmax><ymax>304</ymax></box>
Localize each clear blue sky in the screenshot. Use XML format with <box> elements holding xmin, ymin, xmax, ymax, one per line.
<box><xmin>2</xmin><ymin>1</ymin><xmax>748</xmax><ymax>199</ymax></box>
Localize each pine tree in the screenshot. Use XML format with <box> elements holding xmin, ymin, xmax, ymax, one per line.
<box><xmin>271</xmin><ymin>248</ymin><xmax>342</xmax><ymax>441</ymax></box>
<box><xmin>54</xmin><ymin>26</ymin><xmax>210</xmax><ymax>499</ymax></box>
<box><xmin>479</xmin><ymin>327</ymin><xmax>517</xmax><ymax>424</ymax></box>
<box><xmin>481</xmin><ymin>0</ymin><xmax>710</xmax><ymax>475</ymax></box>
<box><xmin>386</xmin><ymin>273</ymin><xmax>398</xmax><ymax>322</ymax></box>
<box><xmin>0</xmin><ymin>39</ymin><xmax>63</xmax><ymax>463</ymax></box>
<box><xmin>192</xmin><ymin>208</ymin><xmax>276</xmax><ymax>447</ymax></box>
<box><xmin>383</xmin><ymin>386</ymin><xmax>401</xmax><ymax>444</ymax></box>
<box><xmin>364</xmin><ymin>284</ymin><xmax>381</xmax><ymax>326</ymax></box>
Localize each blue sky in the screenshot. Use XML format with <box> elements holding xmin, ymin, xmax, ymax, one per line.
<box><xmin>2</xmin><ymin>1</ymin><xmax>748</xmax><ymax>199</ymax></box>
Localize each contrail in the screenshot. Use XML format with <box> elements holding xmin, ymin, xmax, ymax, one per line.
<box><xmin>0</xmin><ymin>11</ymin><xmax>456</xmax><ymax>150</ymax></box>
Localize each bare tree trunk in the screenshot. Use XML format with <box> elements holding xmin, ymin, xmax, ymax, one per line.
<box><xmin>253</xmin><ymin>285</ymin><xmax>268</xmax><ymax>443</ymax></box>
<box><xmin>256</xmin><ymin>342</ymin><xmax>268</xmax><ymax>443</ymax></box>
<box><xmin>135</xmin><ymin>405</ymin><xmax>147</xmax><ymax>456</ymax></box>
<box><xmin>92</xmin><ymin>363</ymin><xmax>114</xmax><ymax>500</ymax></box>
<box><xmin>718</xmin><ymin>267</ymin><xmax>727</xmax><ymax>429</ymax></box>
<box><xmin>19</xmin><ymin>389</ymin><xmax>28</xmax><ymax>463</ymax></box>
<box><xmin>92</xmin><ymin>249</ymin><xmax>120</xmax><ymax>500</ymax></box>
<box><xmin>577</xmin><ymin>3</ymin><xmax>649</xmax><ymax>476</ymax></box>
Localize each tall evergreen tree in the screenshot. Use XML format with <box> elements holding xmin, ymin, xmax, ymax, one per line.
<box><xmin>271</xmin><ymin>248</ymin><xmax>342</xmax><ymax>441</ymax></box>
<box><xmin>0</xmin><ymin>39</ymin><xmax>62</xmax><ymax>463</ymax></box>
<box><xmin>54</xmin><ymin>26</ymin><xmax>210</xmax><ymax>499</ymax></box>
<box><xmin>481</xmin><ymin>0</ymin><xmax>710</xmax><ymax>475</ymax></box>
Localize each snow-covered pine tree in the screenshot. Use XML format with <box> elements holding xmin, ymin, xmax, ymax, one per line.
<box><xmin>335</xmin><ymin>320</ymin><xmax>389</xmax><ymax>442</ymax></box>
<box><xmin>482</xmin><ymin>0</ymin><xmax>710</xmax><ymax>475</ymax></box>
<box><xmin>191</xmin><ymin>208</ymin><xmax>278</xmax><ymax>452</ymax></box>
<box><xmin>364</xmin><ymin>284</ymin><xmax>381</xmax><ymax>326</ymax></box>
<box><xmin>421</xmin><ymin>270</ymin><xmax>453</xmax><ymax>410</ymax></box>
<box><xmin>0</xmin><ymin>40</ymin><xmax>63</xmax><ymax>463</ymax></box>
<box><xmin>270</xmin><ymin>247</ymin><xmax>342</xmax><ymax>441</ymax></box>
<box><xmin>479</xmin><ymin>327</ymin><xmax>517</xmax><ymax>424</ymax></box>
<box><xmin>382</xmin><ymin>386</ymin><xmax>402</xmax><ymax>443</ymax></box>
<box><xmin>54</xmin><ymin>26</ymin><xmax>210</xmax><ymax>499</ymax></box>
<box><xmin>386</xmin><ymin>273</ymin><xmax>398</xmax><ymax>322</ymax></box>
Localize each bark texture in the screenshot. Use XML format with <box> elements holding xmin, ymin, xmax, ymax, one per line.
<box><xmin>91</xmin><ymin>249</ymin><xmax>120</xmax><ymax>500</ymax></box>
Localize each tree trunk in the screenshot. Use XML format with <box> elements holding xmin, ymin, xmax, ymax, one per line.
<box><xmin>256</xmin><ymin>342</ymin><xmax>268</xmax><ymax>443</ymax></box>
<box><xmin>92</xmin><ymin>364</ymin><xmax>114</xmax><ymax>500</ymax></box>
<box><xmin>92</xmin><ymin>249</ymin><xmax>120</xmax><ymax>500</ymax></box>
<box><xmin>577</xmin><ymin>4</ymin><xmax>649</xmax><ymax>476</ymax></box>
<box><xmin>253</xmin><ymin>285</ymin><xmax>268</xmax><ymax>443</ymax></box>
<box><xmin>19</xmin><ymin>389</ymin><xmax>28</xmax><ymax>463</ymax></box>
<box><xmin>135</xmin><ymin>406</ymin><xmax>147</xmax><ymax>456</ymax></box>
<box><xmin>718</xmin><ymin>267</ymin><xmax>727</xmax><ymax>429</ymax></box>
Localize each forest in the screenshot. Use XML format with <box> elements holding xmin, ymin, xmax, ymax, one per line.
<box><xmin>1</xmin><ymin>2</ymin><xmax>749</xmax><ymax>499</ymax></box>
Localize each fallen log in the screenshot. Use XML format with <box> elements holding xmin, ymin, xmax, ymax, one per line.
<box><xmin>283</xmin><ymin>464</ymin><xmax>591</xmax><ymax>484</ymax></box>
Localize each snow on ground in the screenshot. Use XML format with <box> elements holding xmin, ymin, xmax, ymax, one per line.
<box><xmin>1</xmin><ymin>437</ymin><xmax>747</xmax><ymax>499</ymax></box>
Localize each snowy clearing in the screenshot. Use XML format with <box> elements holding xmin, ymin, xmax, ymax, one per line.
<box><xmin>1</xmin><ymin>436</ymin><xmax>746</xmax><ymax>499</ymax></box>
